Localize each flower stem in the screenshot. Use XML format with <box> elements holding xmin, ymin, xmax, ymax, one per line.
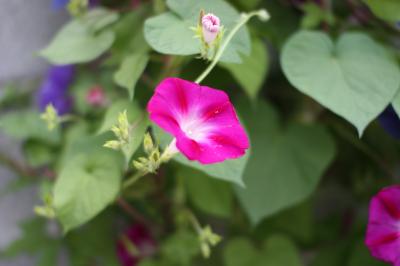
<box><xmin>194</xmin><ymin>9</ymin><xmax>270</xmax><ymax>84</ymax></box>
<box><xmin>122</xmin><ymin>171</ymin><xmax>145</xmax><ymax>189</ymax></box>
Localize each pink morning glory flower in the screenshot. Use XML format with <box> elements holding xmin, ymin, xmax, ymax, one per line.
<box><xmin>116</xmin><ymin>224</ymin><xmax>156</xmax><ymax>266</ymax></box>
<box><xmin>147</xmin><ymin>78</ymin><xmax>249</xmax><ymax>164</ymax></box>
<box><xmin>202</xmin><ymin>13</ymin><xmax>221</xmax><ymax>44</ymax></box>
<box><xmin>365</xmin><ymin>185</ymin><xmax>400</xmax><ymax>266</ymax></box>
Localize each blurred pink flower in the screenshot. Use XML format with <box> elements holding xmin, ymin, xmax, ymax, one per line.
<box><xmin>116</xmin><ymin>224</ymin><xmax>156</xmax><ymax>266</ymax></box>
<box><xmin>147</xmin><ymin>78</ymin><xmax>249</xmax><ymax>164</ymax></box>
<box><xmin>366</xmin><ymin>185</ymin><xmax>400</xmax><ymax>266</ymax></box>
<box><xmin>86</xmin><ymin>85</ymin><xmax>106</xmax><ymax>107</ymax></box>
<box><xmin>202</xmin><ymin>13</ymin><xmax>220</xmax><ymax>44</ymax></box>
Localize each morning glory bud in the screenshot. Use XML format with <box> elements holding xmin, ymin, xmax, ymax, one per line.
<box><xmin>201</xmin><ymin>13</ymin><xmax>221</xmax><ymax>44</ymax></box>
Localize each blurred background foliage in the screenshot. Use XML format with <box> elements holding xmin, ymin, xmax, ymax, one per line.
<box><xmin>0</xmin><ymin>0</ymin><xmax>400</xmax><ymax>265</ymax></box>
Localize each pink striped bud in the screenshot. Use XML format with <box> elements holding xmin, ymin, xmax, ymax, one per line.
<box><xmin>201</xmin><ymin>13</ymin><xmax>221</xmax><ymax>44</ymax></box>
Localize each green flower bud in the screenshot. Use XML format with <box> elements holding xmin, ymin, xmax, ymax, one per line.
<box><xmin>104</xmin><ymin>140</ymin><xmax>121</xmax><ymax>150</ymax></box>
<box><xmin>143</xmin><ymin>132</ymin><xmax>155</xmax><ymax>154</ymax></box>
<box><xmin>40</xmin><ymin>104</ymin><xmax>59</xmax><ymax>131</ymax></box>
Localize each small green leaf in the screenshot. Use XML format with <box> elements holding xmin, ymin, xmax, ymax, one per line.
<box><xmin>282</xmin><ymin>31</ymin><xmax>400</xmax><ymax>135</ymax></box>
<box><xmin>235</xmin><ymin>101</ymin><xmax>335</xmax><ymax>224</ymax></box>
<box><xmin>222</xmin><ymin>38</ymin><xmax>269</xmax><ymax>100</ymax></box>
<box><xmin>40</xmin><ymin>8</ymin><xmax>119</xmax><ymax>64</ymax></box>
<box><xmin>301</xmin><ymin>3</ymin><xmax>335</xmax><ymax>29</ymax></box>
<box><xmin>179</xmin><ymin>167</ymin><xmax>233</xmax><ymax>218</ymax></box>
<box><xmin>53</xmin><ymin>152</ymin><xmax>123</xmax><ymax>232</ymax></box>
<box><xmin>113</xmin><ymin>52</ymin><xmax>149</xmax><ymax>99</ymax></box>
<box><xmin>224</xmin><ymin>235</ymin><xmax>302</xmax><ymax>266</ymax></box>
<box><xmin>152</xmin><ymin>125</ymin><xmax>249</xmax><ymax>186</ymax></box>
<box><xmin>362</xmin><ymin>0</ymin><xmax>400</xmax><ymax>22</ymax></box>
<box><xmin>144</xmin><ymin>0</ymin><xmax>251</xmax><ymax>63</ymax></box>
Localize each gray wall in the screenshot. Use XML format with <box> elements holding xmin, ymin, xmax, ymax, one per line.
<box><xmin>0</xmin><ymin>1</ymin><xmax>67</xmax><ymax>265</ymax></box>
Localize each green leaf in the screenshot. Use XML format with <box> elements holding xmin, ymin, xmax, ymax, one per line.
<box><xmin>281</xmin><ymin>31</ymin><xmax>400</xmax><ymax>135</ymax></box>
<box><xmin>255</xmin><ymin>201</ymin><xmax>314</xmax><ymax>244</ymax></box>
<box><xmin>301</xmin><ymin>3</ymin><xmax>335</xmax><ymax>29</ymax></box>
<box><xmin>362</xmin><ymin>0</ymin><xmax>400</xmax><ymax>22</ymax></box>
<box><xmin>161</xmin><ymin>230</ymin><xmax>200</xmax><ymax>265</ymax></box>
<box><xmin>98</xmin><ymin>100</ymin><xmax>149</xmax><ymax>158</ymax></box>
<box><xmin>111</xmin><ymin>7</ymin><xmax>150</xmax><ymax>54</ymax></box>
<box><xmin>53</xmin><ymin>152</ymin><xmax>123</xmax><ymax>232</ymax></box>
<box><xmin>144</xmin><ymin>0</ymin><xmax>251</xmax><ymax>63</ymax></box>
<box><xmin>113</xmin><ymin>52</ymin><xmax>149</xmax><ymax>99</ymax></box>
<box><xmin>153</xmin><ymin>125</ymin><xmax>249</xmax><ymax>186</ymax></box>
<box><xmin>221</xmin><ymin>38</ymin><xmax>269</xmax><ymax>100</ymax></box>
<box><xmin>348</xmin><ymin>240</ymin><xmax>387</xmax><ymax>266</ymax></box>
<box><xmin>0</xmin><ymin>110</ymin><xmax>60</xmax><ymax>144</ymax></box>
<box><xmin>235</xmin><ymin>101</ymin><xmax>335</xmax><ymax>224</ymax></box>
<box><xmin>233</xmin><ymin>0</ymin><xmax>262</xmax><ymax>10</ymax></box>
<box><xmin>179</xmin><ymin>167</ymin><xmax>233</xmax><ymax>218</ymax></box>
<box><xmin>40</xmin><ymin>8</ymin><xmax>119</xmax><ymax>64</ymax></box>
<box><xmin>224</xmin><ymin>235</ymin><xmax>302</xmax><ymax>266</ymax></box>
<box><xmin>66</xmin><ymin>212</ymin><xmax>120</xmax><ymax>266</ymax></box>
<box><xmin>391</xmin><ymin>90</ymin><xmax>400</xmax><ymax>117</ymax></box>
<box><xmin>23</xmin><ymin>140</ymin><xmax>54</xmax><ymax>167</ymax></box>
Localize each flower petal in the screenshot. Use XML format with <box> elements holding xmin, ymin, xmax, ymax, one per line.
<box><xmin>147</xmin><ymin>77</ymin><xmax>249</xmax><ymax>164</ymax></box>
<box><xmin>366</xmin><ymin>185</ymin><xmax>400</xmax><ymax>265</ymax></box>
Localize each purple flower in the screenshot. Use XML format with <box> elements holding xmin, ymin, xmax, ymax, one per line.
<box><xmin>51</xmin><ymin>0</ymin><xmax>99</xmax><ymax>11</ymax></box>
<box><xmin>365</xmin><ymin>185</ymin><xmax>400</xmax><ymax>266</ymax></box>
<box><xmin>116</xmin><ymin>224</ymin><xmax>156</xmax><ymax>266</ymax></box>
<box><xmin>378</xmin><ymin>105</ymin><xmax>400</xmax><ymax>139</ymax></box>
<box><xmin>52</xmin><ymin>0</ymin><xmax>70</xmax><ymax>10</ymax></box>
<box><xmin>37</xmin><ymin>65</ymin><xmax>75</xmax><ymax>115</ymax></box>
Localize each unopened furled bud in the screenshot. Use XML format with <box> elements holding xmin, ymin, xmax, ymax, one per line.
<box><xmin>118</xmin><ymin>110</ymin><xmax>130</xmax><ymax>141</ymax></box>
<box><xmin>143</xmin><ymin>132</ymin><xmax>155</xmax><ymax>154</ymax></box>
<box><xmin>40</xmin><ymin>104</ymin><xmax>59</xmax><ymax>131</ymax></box>
<box><xmin>34</xmin><ymin>205</ymin><xmax>56</xmax><ymax>219</ymax></box>
<box><xmin>67</xmin><ymin>0</ymin><xmax>89</xmax><ymax>17</ymax></box>
<box><xmin>201</xmin><ymin>13</ymin><xmax>221</xmax><ymax>44</ymax></box>
<box><xmin>104</xmin><ymin>140</ymin><xmax>121</xmax><ymax>150</ymax></box>
<box><xmin>256</xmin><ymin>9</ymin><xmax>270</xmax><ymax>22</ymax></box>
<box><xmin>198</xmin><ymin>225</ymin><xmax>222</xmax><ymax>258</ymax></box>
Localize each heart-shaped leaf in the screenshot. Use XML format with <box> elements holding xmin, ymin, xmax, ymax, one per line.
<box><xmin>40</xmin><ymin>8</ymin><xmax>119</xmax><ymax>64</ymax></box>
<box><xmin>53</xmin><ymin>151</ymin><xmax>123</xmax><ymax>232</ymax></box>
<box><xmin>113</xmin><ymin>52</ymin><xmax>149</xmax><ymax>99</ymax></box>
<box><xmin>282</xmin><ymin>31</ymin><xmax>400</xmax><ymax>135</ymax></box>
<box><xmin>178</xmin><ymin>167</ymin><xmax>233</xmax><ymax>218</ymax></box>
<box><xmin>144</xmin><ymin>0</ymin><xmax>250</xmax><ymax>63</ymax></box>
<box><xmin>222</xmin><ymin>38</ymin><xmax>269</xmax><ymax>100</ymax></box>
<box><xmin>235</xmin><ymin>101</ymin><xmax>335</xmax><ymax>225</ymax></box>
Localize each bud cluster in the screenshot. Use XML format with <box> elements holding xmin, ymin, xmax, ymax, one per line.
<box><xmin>104</xmin><ymin>110</ymin><xmax>130</xmax><ymax>151</ymax></box>
<box><xmin>198</xmin><ymin>225</ymin><xmax>222</xmax><ymax>258</ymax></box>
<box><xmin>40</xmin><ymin>104</ymin><xmax>60</xmax><ymax>131</ymax></box>
<box><xmin>132</xmin><ymin>133</ymin><xmax>162</xmax><ymax>173</ymax></box>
